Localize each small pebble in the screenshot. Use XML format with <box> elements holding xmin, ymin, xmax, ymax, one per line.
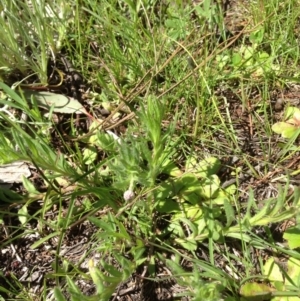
<box><xmin>274</xmin><ymin>98</ymin><xmax>284</xmax><ymax>111</ymax></box>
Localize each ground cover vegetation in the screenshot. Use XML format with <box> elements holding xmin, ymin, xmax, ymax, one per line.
<box><xmin>0</xmin><ymin>0</ymin><xmax>300</xmax><ymax>300</ymax></box>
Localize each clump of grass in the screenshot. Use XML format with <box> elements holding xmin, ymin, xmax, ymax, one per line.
<box><xmin>0</xmin><ymin>0</ymin><xmax>72</xmax><ymax>84</ymax></box>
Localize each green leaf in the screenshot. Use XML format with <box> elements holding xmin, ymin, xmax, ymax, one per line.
<box><xmin>182</xmin><ymin>203</ymin><xmax>203</xmax><ymax>220</ymax></box>
<box><xmin>0</xmin><ymin>186</ymin><xmax>23</xmax><ymax>203</ymax></box>
<box><xmin>164</xmin><ymin>258</ymin><xmax>186</xmax><ymax>275</ymax></box>
<box><xmin>139</xmin><ymin>96</ymin><xmax>164</xmax><ymax>150</ymax></box>
<box><xmin>23</xmin><ymin>91</ymin><xmax>86</xmax><ymax>114</ymax></box>
<box><xmin>285</xmin><ymin>107</ymin><xmax>300</xmax><ymax>119</ymax></box>
<box><xmin>177</xmin><ymin>173</ymin><xmax>203</xmax><ymax>204</ymax></box>
<box><xmin>66</xmin><ymin>276</ymin><xmax>82</xmax><ymax>299</ymax></box>
<box><xmin>161</xmin><ymin>159</ymin><xmax>182</xmax><ymax>177</ymax></box>
<box><xmin>175</xmin><ymin>237</ymin><xmax>198</xmax><ymax>251</ymax></box>
<box><xmin>223</xmin><ymin>198</ymin><xmax>235</xmax><ymax>227</ymax></box>
<box><xmin>179</xmin><ymin>174</ymin><xmax>200</xmax><ymax>190</ymax></box>
<box><xmin>232</xmin><ymin>53</ymin><xmax>242</xmax><ymax>66</ymax></box>
<box><xmin>116</xmin><ymin>220</ymin><xmax>131</xmax><ymax>241</ymax></box>
<box><xmin>249</xmin><ymin>28</ymin><xmax>264</xmax><ymax>44</ymax></box>
<box><xmin>257</xmin><ymin>52</ymin><xmax>269</xmax><ymax>61</ymax></box>
<box><xmin>168</xmin><ymin>220</ymin><xmax>185</xmax><ymax>237</ymax></box>
<box><xmin>257</xmin><ymin>208</ymin><xmax>296</xmax><ymax>226</ymax></box>
<box><xmin>0</xmin><ymin>82</ymin><xmax>25</xmax><ymax>105</ymax></box>
<box><xmin>54</xmin><ymin>288</ymin><xmax>67</xmax><ymax>301</ymax></box>
<box><xmin>263</xmin><ymin>257</ymin><xmax>284</xmax><ymax>282</ymax></box>
<box><xmin>88</xmin><ymin>260</ymin><xmax>104</xmax><ymax>294</ymax></box>
<box><xmin>156</xmin><ymin>199</ymin><xmax>180</xmax><ymax>213</ymax></box>
<box><xmin>114</xmin><ymin>254</ymin><xmax>135</xmax><ymax>279</ymax></box>
<box><xmin>239</xmin><ymin>282</ymin><xmax>273</xmax><ymax>299</ymax></box>
<box><xmin>199</xmin><ymin>175</ymin><xmax>220</xmax><ymax>198</ymax></box>
<box><xmin>0</xmin><ymin>285</ymin><xmax>16</xmax><ymax>295</ymax></box>
<box><xmin>154</xmin><ymin>181</ymin><xmax>173</xmax><ymax>200</ymax></box>
<box><xmin>22</xmin><ymin>176</ymin><xmax>39</xmax><ymax>195</ymax></box>
<box><xmin>132</xmin><ymin>243</ymin><xmax>146</xmax><ymax>266</ymax></box>
<box><xmin>182</xmin><ymin>192</ymin><xmax>202</xmax><ymax>205</ymax></box>
<box><xmin>101</xmin><ymin>261</ymin><xmax>122</xmax><ymax>278</ymax></box>
<box><xmin>272</xmin><ymin>122</ymin><xmax>298</xmax><ymax>138</ymax></box>
<box><xmin>83</xmin><ymin>146</ymin><xmax>97</xmax><ymax>165</ymax></box>
<box><xmin>88</xmin><ymin>216</ymin><xmax>115</xmax><ymax>232</ymax></box>
<box><xmin>210</xmin><ymin>221</ymin><xmax>224</xmax><ymax>242</ymax></box>
<box><xmin>216</xmin><ymin>54</ymin><xmax>230</xmax><ymax>69</ymax></box>
<box><xmin>186</xmin><ymin>156</ymin><xmax>221</xmax><ymax>178</ymax></box>
<box><xmin>248</xmin><ymin>201</ymin><xmax>271</xmax><ymax>227</ymax></box>
<box><xmin>95</xmin><ymin>131</ymin><xmax>117</xmax><ymax>151</ymax></box>
<box><xmin>286</xmin><ymin>258</ymin><xmax>300</xmax><ymax>286</ymax></box>
<box><xmin>243</xmin><ymin>46</ymin><xmax>254</xmax><ymax>60</ymax></box>
<box><xmin>273</xmin><ymin>107</ymin><xmax>300</xmax><ymax>138</ymax></box>
<box><xmin>18</xmin><ymin>204</ymin><xmax>28</xmax><ymax>225</ymax></box>
<box><xmin>283</xmin><ymin>226</ymin><xmax>300</xmax><ymax>249</ymax></box>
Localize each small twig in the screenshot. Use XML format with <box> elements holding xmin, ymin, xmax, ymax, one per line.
<box><xmin>2</xmin><ymin>224</ymin><xmax>22</xmax><ymax>262</ymax></box>
<box><xmin>247</xmin><ymin>98</ymin><xmax>253</xmax><ymax>138</ymax></box>
<box><xmin>246</xmin><ymin>155</ymin><xmax>300</xmax><ymax>190</ymax></box>
<box><xmin>111</xmin><ymin>284</ymin><xmax>138</xmax><ymax>299</ymax></box>
<box><xmin>60</xmin><ymin>55</ymin><xmax>76</xmax><ymax>73</ymax></box>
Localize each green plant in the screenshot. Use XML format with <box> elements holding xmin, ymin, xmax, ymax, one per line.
<box><xmin>216</xmin><ymin>27</ymin><xmax>280</xmax><ymax>80</ymax></box>
<box><xmin>272</xmin><ymin>106</ymin><xmax>300</xmax><ymax>139</ymax></box>
<box><xmin>0</xmin><ymin>0</ymin><xmax>72</xmax><ymax>84</ymax></box>
<box><xmin>2</xmin><ymin>0</ymin><xmax>300</xmax><ymax>300</ymax></box>
<box><xmin>240</xmin><ymin>257</ymin><xmax>300</xmax><ymax>301</ymax></box>
<box><xmin>54</xmin><ymin>252</ymin><xmax>135</xmax><ymax>301</ymax></box>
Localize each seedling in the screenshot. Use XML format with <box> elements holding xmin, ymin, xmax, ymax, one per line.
<box><xmin>216</xmin><ymin>27</ymin><xmax>280</xmax><ymax>80</ymax></box>
<box><xmin>272</xmin><ymin>107</ymin><xmax>300</xmax><ymax>139</ymax></box>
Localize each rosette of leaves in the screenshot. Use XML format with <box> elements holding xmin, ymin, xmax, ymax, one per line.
<box><xmin>216</xmin><ymin>27</ymin><xmax>280</xmax><ymax>80</ymax></box>
<box><xmin>155</xmin><ymin>156</ymin><xmax>236</xmax><ymax>250</ymax></box>
<box><xmin>157</xmin><ymin>156</ymin><xmax>235</xmax><ymax>207</ymax></box>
